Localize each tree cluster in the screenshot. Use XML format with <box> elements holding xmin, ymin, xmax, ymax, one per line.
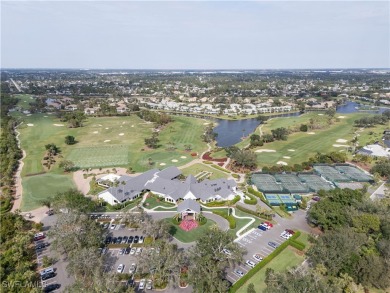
<box><xmin>354</xmin><ymin>111</ymin><xmax>390</xmax><ymax>127</ymax></box>
<box><xmin>144</xmin><ymin>132</ymin><xmax>160</xmax><ymax>149</ymax></box>
<box><xmin>371</xmin><ymin>160</ymin><xmax>390</xmax><ymax>178</ymax></box>
<box><xmin>137</xmin><ymin>110</ymin><xmax>172</xmax><ymax>126</ymax></box>
<box><xmin>225</xmin><ymin>147</ymin><xmax>258</xmax><ymax>170</ymax></box>
<box><xmin>201</xmin><ymin>124</ymin><xmax>218</xmax><ymax>143</ymax></box>
<box><xmin>58</xmin><ymin>111</ymin><xmax>87</xmax><ymax>128</ymax></box>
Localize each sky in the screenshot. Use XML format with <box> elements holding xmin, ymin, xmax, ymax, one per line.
<box><xmin>1</xmin><ymin>1</ymin><xmax>389</xmax><ymax>69</ymax></box>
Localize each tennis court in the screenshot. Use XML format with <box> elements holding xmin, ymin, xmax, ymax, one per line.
<box><xmin>264</xmin><ymin>194</ymin><xmax>282</xmax><ymax>205</ymax></box>
<box><xmin>251</xmin><ymin>174</ymin><xmax>283</xmax><ymax>193</ymax></box>
<box><xmin>334</xmin><ymin>165</ymin><xmax>372</xmax><ymax>182</ymax></box>
<box><xmin>298</xmin><ymin>174</ymin><xmax>333</xmax><ymax>192</ymax></box>
<box><xmin>273</xmin><ymin>174</ymin><xmax>309</xmax><ymax>193</ymax></box>
<box><xmin>334</xmin><ymin>182</ymin><xmax>364</xmax><ymax>190</ymax></box>
<box><xmin>313</xmin><ymin>165</ymin><xmax>351</xmax><ymax>182</ymax></box>
<box><xmin>278</xmin><ymin>194</ymin><xmax>297</xmax><ymax>204</ymax></box>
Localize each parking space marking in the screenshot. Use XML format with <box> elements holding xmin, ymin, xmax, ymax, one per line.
<box><xmin>239</xmin><ymin>265</ymin><xmax>249</xmax><ymax>272</ymax></box>
<box><xmin>274</xmin><ymin>239</ymin><xmax>284</xmax><ymax>244</ymax></box>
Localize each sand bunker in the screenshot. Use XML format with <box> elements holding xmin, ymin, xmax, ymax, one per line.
<box><xmin>98</xmin><ymin>124</ymin><xmax>102</xmax><ymax>126</ymax></box>
<box><xmin>180</xmin><ymin>156</ymin><xmax>187</xmax><ymax>159</ymax></box>
<box><xmin>93</xmin><ymin>131</ymin><xmax>98</xmax><ymax>134</ymax></box>
<box><xmin>283</xmin><ymin>156</ymin><xmax>291</xmax><ymax>159</ymax></box>
<box><xmin>159</xmin><ymin>163</ymin><xmax>166</xmax><ymax>166</ymax></box>
<box><xmin>104</xmin><ymin>140</ymin><xmax>111</xmax><ymax>143</ymax></box>
<box><xmin>27</xmin><ymin>123</ymin><xmax>34</xmax><ymax>126</ymax></box>
<box><xmin>333</xmin><ymin>144</ymin><xmax>349</xmax><ymax>147</ymax></box>
<box><xmin>287</xmin><ymin>149</ymin><xmax>295</xmax><ymax>152</ymax></box>
<box><xmin>255</xmin><ymin>149</ymin><xmax>276</xmax><ymax>153</ymax></box>
<box><xmin>307</xmin><ymin>132</ymin><xmax>315</xmax><ymax>135</ymax></box>
<box><xmin>171</xmin><ymin>159</ymin><xmax>178</xmax><ymax>162</ymax></box>
<box><xmin>203</xmin><ymin>123</ymin><xmax>210</xmax><ymax>125</ymax></box>
<box><xmin>338</xmin><ymin>116</ymin><xmax>346</xmax><ymax>119</ymax></box>
<box><xmin>318</xmin><ymin>114</ymin><xmax>324</xmax><ymax>116</ymax></box>
<box><xmin>131</xmin><ymin>125</ymin><xmax>134</xmax><ymax>127</ymax></box>
<box><xmin>26</xmin><ymin>114</ymin><xmax>32</xmax><ymax>116</ymax></box>
<box><xmin>119</xmin><ymin>133</ymin><xmax>124</xmax><ymax>136</ymax></box>
<box><xmin>122</xmin><ymin>122</ymin><xmax>126</xmax><ymax>124</ymax></box>
<box><xmin>105</xmin><ymin>127</ymin><xmax>109</xmax><ymax>130</ymax></box>
<box><xmin>276</xmin><ymin>161</ymin><xmax>288</xmax><ymax>166</ymax></box>
<box><xmin>44</xmin><ymin>116</ymin><xmax>48</xmax><ymax>117</ymax></box>
<box><xmin>53</xmin><ymin>124</ymin><xmax>64</xmax><ymax>127</ymax></box>
<box><xmin>336</xmin><ymin>139</ymin><xmax>348</xmax><ymax>143</ymax></box>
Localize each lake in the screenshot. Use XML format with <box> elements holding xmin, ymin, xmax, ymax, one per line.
<box><xmin>213</xmin><ymin>102</ymin><xmax>389</xmax><ymax>147</ymax></box>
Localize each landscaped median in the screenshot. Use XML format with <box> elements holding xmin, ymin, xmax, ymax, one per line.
<box><xmin>229</xmin><ymin>231</ymin><xmax>305</xmax><ymax>292</ymax></box>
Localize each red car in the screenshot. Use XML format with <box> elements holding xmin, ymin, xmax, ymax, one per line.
<box><xmin>264</xmin><ymin>221</ymin><xmax>273</xmax><ymax>228</ymax></box>
<box><xmin>34</xmin><ymin>232</ymin><xmax>45</xmax><ymax>241</ymax></box>
<box><xmin>285</xmin><ymin>229</ymin><xmax>295</xmax><ymax>235</ymax></box>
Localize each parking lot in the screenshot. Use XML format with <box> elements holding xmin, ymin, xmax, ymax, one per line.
<box><xmin>226</xmin><ymin>223</ymin><xmax>292</xmax><ymax>284</ymax></box>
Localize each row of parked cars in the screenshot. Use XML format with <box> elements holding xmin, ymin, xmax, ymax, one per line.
<box><xmin>34</xmin><ymin>233</ymin><xmax>61</xmax><ymax>292</ymax></box>
<box><xmin>257</xmin><ymin>221</ymin><xmax>274</xmax><ymax>231</ymax></box>
<box><xmin>105</xmin><ymin>235</ymin><xmax>144</xmax><ymax>245</ymax></box>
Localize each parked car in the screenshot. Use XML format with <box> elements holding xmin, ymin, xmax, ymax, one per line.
<box><xmin>222</xmin><ymin>248</ymin><xmax>231</xmax><ymax>255</ymax></box>
<box><xmin>129</xmin><ymin>263</ymin><xmax>137</xmax><ymax>275</ymax></box>
<box><xmin>117</xmin><ymin>236</ymin><xmax>123</xmax><ymax>243</ymax></box>
<box><xmin>125</xmin><ymin>247</ymin><xmax>131</xmax><ymax>254</ymax></box>
<box><xmin>264</xmin><ymin>221</ymin><xmax>273</xmax><ymax>228</ymax></box>
<box><xmin>139</xmin><ymin>279</ymin><xmax>146</xmax><ymax>290</ymax></box>
<box><xmin>312</xmin><ymin>196</ymin><xmax>321</xmax><ymax>201</ymax></box>
<box><xmin>139</xmin><ymin>236</ymin><xmax>144</xmax><ymax>243</ymax></box>
<box><xmin>41</xmin><ymin>272</ymin><xmax>56</xmax><ymax>280</ymax></box>
<box><xmin>253</xmin><ymin>254</ymin><xmax>263</xmax><ymax>262</ymax></box>
<box><xmin>123</xmin><ymin>236</ymin><xmax>128</xmax><ymax>243</ymax></box>
<box><xmin>134</xmin><ymin>236</ymin><xmax>139</xmax><ymax>243</ymax></box>
<box><xmin>245</xmin><ymin>260</ymin><xmax>256</xmax><ymax>268</ymax></box>
<box><xmin>130</xmin><ymin>248</ymin><xmax>136</xmax><ymax>255</ymax></box>
<box><xmin>105</xmin><ymin>236</ymin><xmax>112</xmax><ymax>244</ymax></box>
<box><xmin>258</xmin><ymin>224</ymin><xmax>267</xmax><ymax>231</ymax></box>
<box><xmin>45</xmin><ymin>209</ymin><xmax>54</xmax><ymax>216</ymax></box>
<box><xmin>103</xmin><ymin>223</ymin><xmax>109</xmax><ymax>229</ymax></box>
<box><xmin>43</xmin><ymin>284</ymin><xmax>60</xmax><ymax>292</ymax></box>
<box><xmin>285</xmin><ymin>229</ymin><xmax>295</xmax><ymax>235</ymax></box>
<box><xmin>34</xmin><ymin>233</ymin><xmax>45</xmax><ymax>241</ymax></box>
<box><xmin>119</xmin><ymin>248</ymin><xmax>125</xmax><ymax>255</ymax></box>
<box><xmin>40</xmin><ymin>267</ymin><xmax>54</xmax><ymax>276</ymax></box>
<box><xmin>35</xmin><ymin>242</ymin><xmax>49</xmax><ymax>250</ymax></box>
<box><xmin>146</xmin><ymin>279</ymin><xmax>152</xmax><ymax>290</ymax></box>
<box><xmin>127</xmin><ymin>278</ymin><xmax>135</xmax><ymax>287</ymax></box>
<box><xmin>112</xmin><ymin>237</ymin><xmax>118</xmax><ymax>244</ymax></box>
<box><xmin>117</xmin><ymin>264</ymin><xmax>124</xmax><ymax>273</ymax></box>
<box><xmin>268</xmin><ymin>241</ymin><xmax>279</xmax><ymax>249</ymax></box>
<box><xmin>135</xmin><ymin>247</ymin><xmax>142</xmax><ymax>255</ymax></box>
<box><xmin>261</xmin><ymin>222</ymin><xmax>271</xmax><ymax>230</ymax></box>
<box><xmin>234</xmin><ymin>269</ymin><xmax>244</xmax><ymax>277</ymax></box>
<box><xmin>280</xmin><ymin>232</ymin><xmax>292</xmax><ymax>240</ymax></box>
<box><xmin>128</xmin><ymin>236</ymin><xmax>134</xmax><ymax>244</ymax></box>
<box><xmin>110</xmin><ymin>224</ymin><xmax>116</xmax><ymax>230</ymax></box>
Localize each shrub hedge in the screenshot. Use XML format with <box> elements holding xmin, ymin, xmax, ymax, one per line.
<box><xmin>212</xmin><ymin>210</ymin><xmax>236</xmax><ymax>229</ymax></box>
<box><xmin>230</xmin><ymin>231</ymin><xmax>302</xmax><ymax>292</ymax></box>
<box><xmin>243</xmin><ymin>193</ymin><xmax>257</xmax><ymax>205</ymax></box>
<box><xmin>289</xmin><ymin>239</ymin><xmax>306</xmax><ymax>251</ymax></box>
<box><xmin>235</xmin><ymin>204</ymin><xmax>272</xmax><ymax>221</ymax></box>
<box><xmin>232</xmin><ymin>174</ymin><xmax>240</xmax><ymax>179</ymax></box>
<box><xmin>203</xmin><ymin>161</ymin><xmax>213</xmax><ymax>164</ymax></box>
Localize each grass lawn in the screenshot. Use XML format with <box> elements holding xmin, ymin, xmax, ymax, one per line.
<box><xmin>143</xmin><ymin>196</ymin><xmax>176</xmax><ymax>209</ymax></box>
<box><xmin>165</xmin><ymin>218</ymin><xmax>217</xmax><ymax>243</ymax></box>
<box><xmin>249</xmin><ymin>113</ymin><xmax>371</xmax><ymax>167</ymax></box>
<box><xmin>21</xmin><ymin>173</ymin><xmax>75</xmax><ymax>211</ymax></box>
<box><xmin>180</xmin><ymin>163</ymin><xmax>229</xmax><ymax>180</ymax></box>
<box><xmin>236</xmin><ymin>247</ymin><xmax>305</xmax><ymax>293</ymax></box>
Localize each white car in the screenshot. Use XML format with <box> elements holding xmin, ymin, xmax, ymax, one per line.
<box><xmin>146</xmin><ymin>279</ymin><xmax>152</xmax><ymax>290</ymax></box>
<box><xmin>234</xmin><ymin>269</ymin><xmax>245</xmax><ymax>277</ymax></box>
<box><xmin>222</xmin><ymin>248</ymin><xmax>231</xmax><ymax>255</ymax></box>
<box><xmin>110</xmin><ymin>224</ymin><xmax>116</xmax><ymax>230</ymax></box>
<box><xmin>117</xmin><ymin>264</ymin><xmax>124</xmax><ymax>273</ymax></box>
<box><xmin>129</xmin><ymin>263</ymin><xmax>137</xmax><ymax>274</ymax></box>
<box><xmin>245</xmin><ymin>260</ymin><xmax>256</xmax><ymax>268</ymax></box>
<box><xmin>253</xmin><ymin>254</ymin><xmax>263</xmax><ymax>262</ymax></box>
<box><xmin>135</xmin><ymin>247</ymin><xmax>142</xmax><ymax>255</ymax></box>
<box><xmin>139</xmin><ymin>279</ymin><xmax>146</xmax><ymax>290</ymax></box>
<box><xmin>130</xmin><ymin>248</ymin><xmax>136</xmax><ymax>255</ymax></box>
<box><xmin>280</xmin><ymin>231</ymin><xmax>292</xmax><ymax>239</ymax></box>
<box><xmin>139</xmin><ymin>236</ymin><xmax>144</xmax><ymax>243</ymax></box>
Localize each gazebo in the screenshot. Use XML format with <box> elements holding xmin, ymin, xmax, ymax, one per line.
<box><xmin>177</xmin><ymin>199</ymin><xmax>201</xmax><ymax>220</ymax></box>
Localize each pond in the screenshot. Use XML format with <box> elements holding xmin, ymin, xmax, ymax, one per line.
<box><xmin>213</xmin><ymin>112</ymin><xmax>300</xmax><ymax>147</ymax></box>
<box><xmin>336</xmin><ymin>101</ymin><xmax>389</xmax><ymax>114</ymax></box>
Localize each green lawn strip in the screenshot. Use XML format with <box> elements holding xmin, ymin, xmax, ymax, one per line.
<box><xmin>235</xmin><ymin>247</ymin><xmax>305</xmax><ymax>293</ymax></box>
<box><xmin>251</xmin><ymin>113</ymin><xmax>368</xmax><ymax>167</ymax></box>
<box><xmin>154</xmin><ymin>206</ymin><xmax>177</xmax><ymax>211</ymax></box>
<box><xmin>164</xmin><ymin>218</ymin><xmax>216</xmax><ymax>243</ymax></box>
<box><xmin>143</xmin><ymin>196</ymin><xmax>175</xmax><ymax>209</ymax></box>
<box><xmin>210</xmin><ymin>164</ymin><xmax>231</xmax><ymax>173</ymax></box>
<box><xmin>231</xmin><ymin>232</ymin><xmax>304</xmax><ymax>292</ymax></box>
<box><xmin>21</xmin><ymin>173</ymin><xmax>76</xmax><ymax>211</ymax></box>
<box><xmin>180</xmin><ymin>163</ymin><xmax>229</xmax><ymax>180</ymax></box>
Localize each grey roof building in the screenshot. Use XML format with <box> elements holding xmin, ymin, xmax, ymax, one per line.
<box><xmin>98</xmin><ymin>166</ymin><xmax>238</xmax><ymax>205</ymax></box>
<box><xmin>177</xmin><ymin>199</ymin><xmax>201</xmax><ymax>214</ymax></box>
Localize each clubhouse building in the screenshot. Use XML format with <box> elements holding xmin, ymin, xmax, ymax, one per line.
<box><xmin>97</xmin><ymin>166</ymin><xmax>239</xmax><ymax>206</ymax></box>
